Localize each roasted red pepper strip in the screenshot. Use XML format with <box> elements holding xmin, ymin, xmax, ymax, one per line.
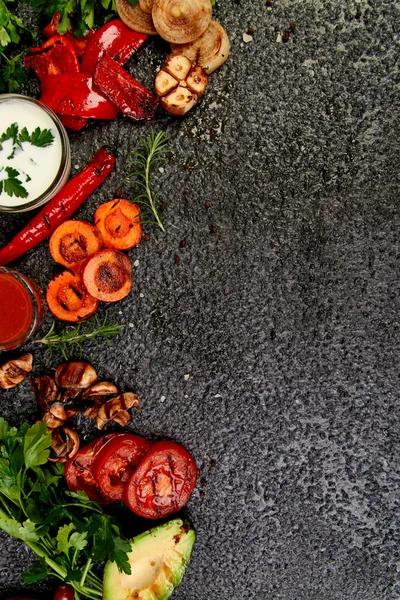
<box><xmin>0</xmin><ymin>148</ymin><xmax>116</xmax><ymax>266</ymax></box>
<box><xmin>93</xmin><ymin>54</ymin><xmax>159</xmax><ymax>120</ymax></box>
<box><xmin>59</xmin><ymin>114</ymin><xmax>89</xmax><ymax>131</ymax></box>
<box><xmin>81</xmin><ymin>19</ymin><xmax>148</xmax><ymax>75</ymax></box>
<box><xmin>40</xmin><ymin>73</ymin><xmax>119</xmax><ymax>119</ymax></box>
<box><xmin>42</xmin><ymin>12</ymin><xmax>95</xmax><ymax>57</ymax></box>
<box><xmin>24</xmin><ymin>35</ymin><xmax>80</xmax><ymax>81</ymax></box>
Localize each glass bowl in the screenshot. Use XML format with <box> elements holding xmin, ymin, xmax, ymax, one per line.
<box><xmin>0</xmin><ymin>94</ymin><xmax>71</xmax><ymax>213</ymax></box>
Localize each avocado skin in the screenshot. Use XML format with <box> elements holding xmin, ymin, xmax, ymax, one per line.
<box><xmin>103</xmin><ymin>518</ymin><xmax>196</xmax><ymax>600</ymax></box>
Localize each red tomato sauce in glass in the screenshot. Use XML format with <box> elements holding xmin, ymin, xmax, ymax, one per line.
<box><xmin>0</xmin><ymin>271</ymin><xmax>33</xmax><ymax>346</ymax></box>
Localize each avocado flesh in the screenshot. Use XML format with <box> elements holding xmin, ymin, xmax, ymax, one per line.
<box><xmin>103</xmin><ymin>519</ymin><xmax>196</xmax><ymax>600</ymax></box>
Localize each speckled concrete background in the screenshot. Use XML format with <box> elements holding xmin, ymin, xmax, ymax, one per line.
<box><xmin>0</xmin><ymin>0</ymin><xmax>399</xmax><ymax>599</ymax></box>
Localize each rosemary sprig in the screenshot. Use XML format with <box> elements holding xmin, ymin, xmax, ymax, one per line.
<box><xmin>125</xmin><ymin>130</ymin><xmax>172</xmax><ymax>232</ymax></box>
<box><xmin>35</xmin><ymin>314</ymin><xmax>124</xmax><ymax>360</ymax></box>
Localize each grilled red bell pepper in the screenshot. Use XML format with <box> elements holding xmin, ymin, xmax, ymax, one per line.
<box><xmin>81</xmin><ymin>19</ymin><xmax>148</xmax><ymax>75</ymax></box>
<box><xmin>42</xmin><ymin>12</ymin><xmax>95</xmax><ymax>57</ymax></box>
<box><xmin>93</xmin><ymin>54</ymin><xmax>159</xmax><ymax>120</ymax></box>
<box><xmin>0</xmin><ymin>148</ymin><xmax>116</xmax><ymax>266</ymax></box>
<box><xmin>59</xmin><ymin>115</ymin><xmax>89</xmax><ymax>131</ymax></box>
<box><xmin>40</xmin><ymin>73</ymin><xmax>119</xmax><ymax>119</ymax></box>
<box><xmin>24</xmin><ymin>35</ymin><xmax>80</xmax><ymax>81</ymax></box>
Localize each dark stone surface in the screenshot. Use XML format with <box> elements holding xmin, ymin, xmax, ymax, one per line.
<box><xmin>1</xmin><ymin>0</ymin><xmax>399</xmax><ymax>599</ymax></box>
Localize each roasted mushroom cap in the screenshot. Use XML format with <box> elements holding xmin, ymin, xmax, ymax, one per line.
<box><xmin>0</xmin><ymin>354</ymin><xmax>33</xmax><ymax>389</ymax></box>
<box><xmin>96</xmin><ymin>392</ymin><xmax>140</xmax><ymax>429</ymax></box>
<box><xmin>49</xmin><ymin>426</ymin><xmax>80</xmax><ymax>462</ymax></box>
<box><xmin>116</xmin><ymin>0</ymin><xmax>158</xmax><ymax>35</ymax></box>
<box><xmin>155</xmin><ymin>53</ymin><xmax>208</xmax><ymax>115</ymax></box>
<box><xmin>31</xmin><ymin>375</ymin><xmax>60</xmax><ymax>410</ymax></box>
<box><xmin>170</xmin><ymin>20</ymin><xmax>231</xmax><ymax>74</ymax></box>
<box><xmin>55</xmin><ymin>361</ymin><xmax>98</xmax><ymax>390</ymax></box>
<box><xmin>82</xmin><ymin>381</ymin><xmax>119</xmax><ymax>400</ymax></box>
<box><xmin>152</xmin><ymin>0</ymin><xmax>212</xmax><ymax>44</ymax></box>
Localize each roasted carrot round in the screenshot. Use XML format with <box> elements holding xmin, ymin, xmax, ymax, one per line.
<box><xmin>82</xmin><ymin>249</ymin><xmax>132</xmax><ymax>302</ymax></box>
<box><xmin>47</xmin><ymin>271</ymin><xmax>99</xmax><ymax>321</ymax></box>
<box><xmin>94</xmin><ymin>199</ymin><xmax>142</xmax><ymax>250</ymax></box>
<box><xmin>49</xmin><ymin>220</ymin><xmax>103</xmax><ymax>271</ymax></box>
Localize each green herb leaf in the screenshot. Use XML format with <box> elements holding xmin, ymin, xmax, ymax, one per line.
<box><xmin>28</xmin><ymin>126</ymin><xmax>55</xmax><ymax>148</ymax></box>
<box><xmin>23</xmin><ymin>557</ymin><xmax>49</xmax><ymax>583</ymax></box>
<box><xmin>1</xmin><ymin>166</ymin><xmax>28</xmax><ymax>198</ymax></box>
<box><xmin>125</xmin><ymin>130</ymin><xmax>172</xmax><ymax>232</ymax></box>
<box><xmin>24</xmin><ymin>421</ymin><xmax>51</xmax><ymax>469</ymax></box>
<box><xmin>35</xmin><ymin>314</ymin><xmax>124</xmax><ymax>360</ymax></box>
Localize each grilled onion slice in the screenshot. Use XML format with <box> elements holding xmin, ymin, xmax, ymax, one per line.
<box><xmin>152</xmin><ymin>0</ymin><xmax>212</xmax><ymax>44</ymax></box>
<box><xmin>116</xmin><ymin>0</ymin><xmax>158</xmax><ymax>35</ymax></box>
<box><xmin>170</xmin><ymin>20</ymin><xmax>230</xmax><ymax>73</ymax></box>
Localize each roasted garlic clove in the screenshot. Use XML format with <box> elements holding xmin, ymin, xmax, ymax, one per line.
<box><xmin>152</xmin><ymin>0</ymin><xmax>212</xmax><ymax>44</ymax></box>
<box><xmin>49</xmin><ymin>426</ymin><xmax>80</xmax><ymax>463</ymax></box>
<box><xmin>186</xmin><ymin>65</ymin><xmax>208</xmax><ymax>97</ymax></box>
<box><xmin>30</xmin><ymin>375</ymin><xmax>60</xmax><ymax>409</ymax></box>
<box><xmin>155</xmin><ymin>53</ymin><xmax>208</xmax><ymax>115</ymax></box>
<box><xmin>170</xmin><ymin>20</ymin><xmax>230</xmax><ymax>74</ymax></box>
<box><xmin>162</xmin><ymin>53</ymin><xmax>192</xmax><ymax>80</ymax></box>
<box><xmin>161</xmin><ymin>85</ymin><xmax>197</xmax><ymax>116</ymax></box>
<box><xmin>55</xmin><ymin>361</ymin><xmax>98</xmax><ymax>391</ymax></box>
<box><xmin>0</xmin><ymin>354</ymin><xmax>33</xmax><ymax>389</ymax></box>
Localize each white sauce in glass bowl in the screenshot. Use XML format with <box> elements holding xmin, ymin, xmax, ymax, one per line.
<box><xmin>0</xmin><ymin>96</ymin><xmax>65</xmax><ymax>209</ymax></box>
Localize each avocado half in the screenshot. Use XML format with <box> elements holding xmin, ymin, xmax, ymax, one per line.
<box><xmin>103</xmin><ymin>519</ymin><xmax>196</xmax><ymax>600</ymax></box>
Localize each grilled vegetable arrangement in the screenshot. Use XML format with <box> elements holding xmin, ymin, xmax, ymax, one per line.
<box><xmin>0</xmin><ymin>417</ymin><xmax>197</xmax><ymax>600</ymax></box>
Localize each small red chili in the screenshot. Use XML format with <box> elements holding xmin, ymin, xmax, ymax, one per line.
<box><xmin>0</xmin><ymin>148</ymin><xmax>116</xmax><ymax>266</ymax></box>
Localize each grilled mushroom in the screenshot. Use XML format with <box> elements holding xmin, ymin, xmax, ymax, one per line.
<box><xmin>31</xmin><ymin>375</ymin><xmax>60</xmax><ymax>410</ymax></box>
<box><xmin>49</xmin><ymin>426</ymin><xmax>80</xmax><ymax>462</ymax></box>
<box><xmin>81</xmin><ymin>381</ymin><xmax>119</xmax><ymax>400</ymax></box>
<box><xmin>96</xmin><ymin>392</ymin><xmax>140</xmax><ymax>429</ymax></box>
<box><xmin>155</xmin><ymin>53</ymin><xmax>208</xmax><ymax>115</ymax></box>
<box><xmin>0</xmin><ymin>354</ymin><xmax>33</xmax><ymax>389</ymax></box>
<box><xmin>170</xmin><ymin>20</ymin><xmax>230</xmax><ymax>73</ymax></box>
<box><xmin>116</xmin><ymin>0</ymin><xmax>158</xmax><ymax>34</ymax></box>
<box><xmin>152</xmin><ymin>0</ymin><xmax>212</xmax><ymax>44</ymax></box>
<box><xmin>43</xmin><ymin>412</ymin><xmax>65</xmax><ymax>430</ymax></box>
<box><xmin>55</xmin><ymin>361</ymin><xmax>98</xmax><ymax>392</ymax></box>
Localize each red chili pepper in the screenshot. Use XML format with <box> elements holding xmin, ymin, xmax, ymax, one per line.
<box><xmin>42</xmin><ymin>12</ymin><xmax>61</xmax><ymax>38</ymax></box>
<box><xmin>93</xmin><ymin>54</ymin><xmax>159</xmax><ymax>120</ymax></box>
<box><xmin>24</xmin><ymin>35</ymin><xmax>80</xmax><ymax>81</ymax></box>
<box><xmin>40</xmin><ymin>73</ymin><xmax>119</xmax><ymax>119</ymax></box>
<box><xmin>81</xmin><ymin>19</ymin><xmax>147</xmax><ymax>75</ymax></box>
<box><xmin>0</xmin><ymin>148</ymin><xmax>116</xmax><ymax>266</ymax></box>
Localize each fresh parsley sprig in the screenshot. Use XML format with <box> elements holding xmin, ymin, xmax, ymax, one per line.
<box><xmin>35</xmin><ymin>314</ymin><xmax>125</xmax><ymax>360</ymax></box>
<box><xmin>125</xmin><ymin>130</ymin><xmax>172</xmax><ymax>232</ymax></box>
<box><xmin>0</xmin><ymin>418</ymin><xmax>131</xmax><ymax>599</ymax></box>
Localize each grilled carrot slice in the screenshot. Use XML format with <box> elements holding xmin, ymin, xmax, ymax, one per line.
<box><xmin>82</xmin><ymin>249</ymin><xmax>132</xmax><ymax>302</ymax></box>
<box><xmin>49</xmin><ymin>220</ymin><xmax>103</xmax><ymax>271</ymax></box>
<box><xmin>94</xmin><ymin>199</ymin><xmax>142</xmax><ymax>251</ymax></box>
<box><xmin>47</xmin><ymin>271</ymin><xmax>99</xmax><ymax>322</ymax></box>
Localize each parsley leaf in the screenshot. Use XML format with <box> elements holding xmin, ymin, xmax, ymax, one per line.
<box><xmin>0</xmin><ymin>166</ymin><xmax>28</xmax><ymax>198</ymax></box>
<box><xmin>19</xmin><ymin>126</ymin><xmax>55</xmax><ymax>148</ymax></box>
